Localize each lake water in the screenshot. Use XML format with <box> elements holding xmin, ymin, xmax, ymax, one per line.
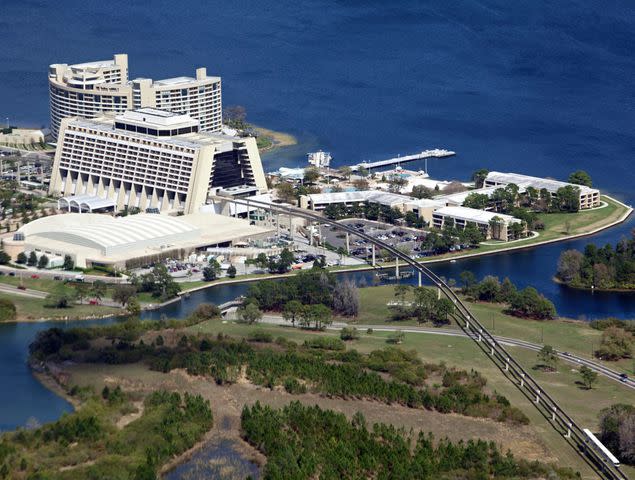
<box><xmin>0</xmin><ymin>0</ymin><xmax>634</xmax><ymax>430</ymax></box>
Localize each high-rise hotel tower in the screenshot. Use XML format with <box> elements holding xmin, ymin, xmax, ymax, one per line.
<box><xmin>48</xmin><ymin>54</ymin><xmax>222</xmax><ymax>139</ymax></box>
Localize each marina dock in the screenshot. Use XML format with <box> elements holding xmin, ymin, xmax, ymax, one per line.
<box><xmin>351</xmin><ymin>149</ymin><xmax>455</xmax><ymax>171</ymax></box>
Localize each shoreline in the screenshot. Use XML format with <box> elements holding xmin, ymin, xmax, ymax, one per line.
<box><xmin>1</xmin><ymin>196</ymin><xmax>631</xmax><ymax>324</ymax></box>
<box><xmin>552</xmin><ymin>276</ymin><xmax>635</xmax><ymax>294</ymax></box>
<box><xmin>252</xmin><ymin>124</ymin><xmax>297</xmax><ymax>151</ymax></box>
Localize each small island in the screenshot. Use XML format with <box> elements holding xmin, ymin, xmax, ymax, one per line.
<box><xmin>556</xmin><ymin>234</ymin><xmax>635</xmax><ymax>291</ymax></box>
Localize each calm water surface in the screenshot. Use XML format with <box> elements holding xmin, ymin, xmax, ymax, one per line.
<box><xmin>0</xmin><ymin>0</ymin><xmax>633</xmax><ymax>430</ymax></box>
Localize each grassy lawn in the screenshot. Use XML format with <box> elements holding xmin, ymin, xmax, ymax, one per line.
<box><xmin>185</xmin><ymin>318</ymin><xmax>634</xmax><ymax>478</ymax></box>
<box><xmin>350</xmin><ymin>286</ymin><xmax>635</xmax><ymax>372</ymax></box>
<box><xmin>0</xmin><ymin>292</ymin><xmax>121</xmax><ymax>322</ymax></box>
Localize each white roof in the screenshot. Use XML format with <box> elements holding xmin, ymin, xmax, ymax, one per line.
<box><xmin>436</xmin><ymin>186</ymin><xmax>505</xmax><ymax>205</ymax></box>
<box><xmin>18</xmin><ymin>213</ymin><xmax>200</xmax><ymax>256</ymax></box>
<box><xmin>433</xmin><ymin>206</ymin><xmax>520</xmax><ymax>224</ymax></box>
<box><xmin>485</xmin><ymin>171</ymin><xmax>598</xmax><ymax>195</ymax></box>
<box><xmin>305</xmin><ymin>190</ymin><xmax>415</xmax><ymax>207</ymax></box>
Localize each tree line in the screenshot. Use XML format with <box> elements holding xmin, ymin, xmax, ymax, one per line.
<box><xmin>241</xmin><ymin>401</ymin><xmax>577</xmax><ymax>480</ymax></box>
<box><xmin>459</xmin><ymin>271</ymin><xmax>556</xmax><ymax>320</ymax></box>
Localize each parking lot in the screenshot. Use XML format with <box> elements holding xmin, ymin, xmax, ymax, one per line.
<box><xmin>319</xmin><ymin>218</ymin><xmax>426</xmax><ymax>260</ymax></box>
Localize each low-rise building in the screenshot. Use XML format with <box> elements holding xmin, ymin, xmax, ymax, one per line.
<box><xmin>4</xmin><ymin>212</ymin><xmax>274</xmax><ymax>269</ymax></box>
<box><xmin>432</xmin><ymin>206</ymin><xmax>525</xmax><ymax>241</ymax></box>
<box><xmin>300</xmin><ymin>190</ymin><xmax>415</xmax><ymax>212</ymax></box>
<box><xmin>484</xmin><ymin>171</ymin><xmax>600</xmax><ymax>209</ymax></box>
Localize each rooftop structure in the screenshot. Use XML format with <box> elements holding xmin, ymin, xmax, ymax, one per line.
<box><xmin>435</xmin><ymin>186</ymin><xmax>504</xmax><ymax>207</ymax></box>
<box><xmin>49</xmin><ymin>54</ymin><xmax>221</xmax><ymax>138</ymax></box>
<box><xmin>49</xmin><ymin>110</ymin><xmax>267</xmax><ymax>214</ymax></box>
<box><xmin>484</xmin><ymin>171</ymin><xmax>600</xmax><ymax>209</ymax></box>
<box><xmin>5</xmin><ymin>213</ymin><xmax>274</xmax><ymax>268</ymax></box>
<box><xmin>300</xmin><ymin>190</ymin><xmax>416</xmax><ymax>211</ymax></box>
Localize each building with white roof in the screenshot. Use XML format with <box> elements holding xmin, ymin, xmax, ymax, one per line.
<box><xmin>5</xmin><ymin>212</ymin><xmax>274</xmax><ymax>269</ymax></box>
<box><xmin>48</xmin><ymin>109</ymin><xmax>267</xmax><ymax>215</ymax></box>
<box><xmin>48</xmin><ymin>53</ymin><xmax>221</xmax><ymax>138</ymax></box>
<box><xmin>300</xmin><ymin>190</ymin><xmax>416</xmax><ymax>211</ymax></box>
<box><xmin>432</xmin><ymin>206</ymin><xmax>525</xmax><ymax>241</ymax></box>
<box><xmin>484</xmin><ymin>171</ymin><xmax>599</xmax><ymax>209</ymax></box>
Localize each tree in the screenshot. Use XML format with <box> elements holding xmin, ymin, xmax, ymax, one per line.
<box><xmin>150</xmin><ymin>264</ymin><xmax>181</xmax><ymax>300</ymax></box>
<box><xmin>412</xmin><ymin>287</ymin><xmax>437</xmax><ymax>324</ymax></box>
<box><xmin>304</xmin><ymin>303</ymin><xmax>332</xmax><ymax>330</ymax></box>
<box><xmin>254</xmin><ymin>253</ymin><xmax>269</xmax><ymax>270</ymax></box>
<box><xmin>579</xmin><ymin>365</ymin><xmax>598</xmax><ymax>389</ymax></box>
<box><xmin>556</xmin><ymin>249</ymin><xmax>584</xmax><ymax>283</ymax></box>
<box><xmin>62</xmin><ymin>254</ymin><xmax>74</xmax><ymax>270</ymax></box>
<box><xmin>332</xmin><ymin>280</ymin><xmax>359</xmax><ymax>316</ymax></box>
<box><xmin>275</xmin><ymin>182</ymin><xmax>296</xmax><ymax>204</ymax></box>
<box><xmin>340</xmin><ymin>327</ymin><xmax>359</xmax><ymax>341</ymax></box>
<box><xmin>568</xmin><ymin>170</ymin><xmax>593</xmax><ymax>188</ymax></box>
<box><xmin>90</xmin><ymin>280</ymin><xmax>106</xmax><ymax>303</ymax></box>
<box><xmin>126</xmin><ymin>297</ymin><xmax>141</xmax><ymax>317</ymax></box>
<box><xmin>303</xmin><ymin>166</ymin><xmax>320</xmax><ymax>184</ymax></box>
<box><xmin>27</xmin><ymin>251</ymin><xmax>37</xmax><ymax>266</ymax></box>
<box><xmin>282</xmin><ymin>300</ymin><xmax>303</xmax><ymax>327</ymax></box>
<box><xmin>553</xmin><ymin>185</ymin><xmax>580</xmax><ymax>212</ymax></box>
<box><xmin>537</xmin><ymin>345</ymin><xmax>558</xmax><ymax>371</ymax></box>
<box><xmin>434</xmin><ymin>298</ymin><xmax>455</xmax><ymax>325</ymax></box>
<box><xmin>0</xmin><ymin>250</ymin><xmax>10</xmax><ymax>265</ymax></box>
<box><xmin>459</xmin><ymin>271</ymin><xmax>477</xmax><ymax>294</ymax></box>
<box><xmin>471</xmin><ymin>169</ymin><xmax>489</xmax><ymax>188</ymax></box>
<box><xmin>394</xmin><ymin>284</ymin><xmax>410</xmax><ymax>305</ymax></box>
<box><xmin>596</xmin><ymin>327</ymin><xmax>633</xmax><ymax>360</ymax></box>
<box><xmin>37</xmin><ymin>254</ymin><xmax>49</xmax><ymax>269</ymax></box>
<box><xmin>462</xmin><ymin>192</ymin><xmax>489</xmax><ymax>210</ymax></box>
<box><xmin>16</xmin><ymin>252</ymin><xmax>27</xmax><ymax>264</ymax></box>
<box><xmin>599</xmin><ymin>404</ymin><xmax>635</xmax><ymax>464</ymax></box>
<box><xmin>203</xmin><ymin>258</ymin><xmax>221</xmax><ymax>281</ymax></box>
<box><xmin>339</xmin><ymin>166</ymin><xmax>352</xmax><ymax>180</ymax></box>
<box><xmin>238</xmin><ymin>302</ymin><xmax>263</xmax><ymax>324</ymax></box>
<box><xmin>508</xmin><ymin>286</ymin><xmax>556</xmax><ymax>320</ymax></box>
<box><xmin>113</xmin><ymin>284</ymin><xmax>137</xmax><ymax>307</ymax></box>
<box><xmin>488</xmin><ymin>216</ymin><xmax>504</xmax><ymax>240</ymax></box>
<box><xmin>411</xmin><ymin>185</ymin><xmax>434</xmax><ymax>199</ymax></box>
<box><xmin>227</xmin><ymin>265</ymin><xmax>237</xmax><ymax>278</ymax></box>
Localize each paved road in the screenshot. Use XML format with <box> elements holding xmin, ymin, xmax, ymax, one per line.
<box><xmin>0</xmin><ymin>282</ymin><xmax>47</xmax><ymax>299</ymax></box>
<box><xmin>242</xmin><ymin>313</ymin><xmax>635</xmax><ymax>391</ymax></box>
<box><xmin>0</xmin><ymin>266</ymin><xmax>128</xmax><ymax>284</ymax></box>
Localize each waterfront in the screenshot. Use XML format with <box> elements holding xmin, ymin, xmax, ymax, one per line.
<box><xmin>0</xmin><ymin>0</ymin><xmax>633</xmax><ymax>436</ymax></box>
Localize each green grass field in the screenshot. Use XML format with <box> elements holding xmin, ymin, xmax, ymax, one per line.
<box><xmin>0</xmin><ymin>292</ymin><xmax>120</xmax><ymax>322</ymax></box>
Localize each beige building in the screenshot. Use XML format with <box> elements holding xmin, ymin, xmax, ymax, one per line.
<box><xmin>49</xmin><ymin>54</ymin><xmax>221</xmax><ymax>139</ymax></box>
<box><xmin>432</xmin><ymin>206</ymin><xmax>525</xmax><ymax>241</ymax></box>
<box><xmin>48</xmin><ymin>109</ymin><xmax>266</xmax><ymax>215</ymax></box>
<box><xmin>484</xmin><ymin>171</ymin><xmax>600</xmax><ymax>209</ymax></box>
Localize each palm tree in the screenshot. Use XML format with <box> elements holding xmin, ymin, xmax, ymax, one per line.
<box><xmin>488</xmin><ymin>216</ymin><xmax>504</xmax><ymax>240</ymax></box>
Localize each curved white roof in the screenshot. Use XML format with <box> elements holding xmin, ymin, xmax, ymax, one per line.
<box><xmin>18</xmin><ymin>213</ymin><xmax>200</xmax><ymax>255</ymax></box>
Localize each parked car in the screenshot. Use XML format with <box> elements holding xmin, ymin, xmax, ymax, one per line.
<box><xmin>620</xmin><ymin>373</ymin><xmax>628</xmax><ymax>382</ymax></box>
<box><xmin>17</xmin><ymin>285</ymin><xmax>26</xmax><ymax>290</ymax></box>
<box><xmin>31</xmin><ymin>274</ymin><xmax>39</xmax><ymax>279</ymax></box>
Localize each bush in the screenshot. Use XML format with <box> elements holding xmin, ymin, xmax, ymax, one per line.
<box><xmin>0</xmin><ymin>298</ymin><xmax>17</xmax><ymax>322</ymax></box>
<box><xmin>248</xmin><ymin>331</ymin><xmax>273</xmax><ymax>343</ymax></box>
<box><xmin>340</xmin><ymin>327</ymin><xmax>359</xmax><ymax>341</ymax></box>
<box><xmin>283</xmin><ymin>377</ymin><xmax>307</xmax><ymax>394</ymax></box>
<box><xmin>191</xmin><ymin>303</ymin><xmax>221</xmax><ymax>320</ymax></box>
<box><xmin>303</xmin><ymin>337</ymin><xmax>345</xmax><ymax>351</ymax></box>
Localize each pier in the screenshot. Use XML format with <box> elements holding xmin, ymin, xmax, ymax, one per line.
<box><xmin>351</xmin><ymin>149</ymin><xmax>455</xmax><ymax>171</ymax></box>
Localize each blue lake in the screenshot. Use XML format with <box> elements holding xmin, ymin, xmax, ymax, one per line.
<box><xmin>0</xmin><ymin>0</ymin><xmax>634</xmax><ymax>430</ymax></box>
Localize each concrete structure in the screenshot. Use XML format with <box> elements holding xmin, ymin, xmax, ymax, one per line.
<box><xmin>435</xmin><ymin>186</ymin><xmax>502</xmax><ymax>207</ymax></box>
<box><xmin>404</xmin><ymin>198</ymin><xmax>445</xmax><ymax>224</ymax></box>
<box><xmin>48</xmin><ymin>109</ymin><xmax>267</xmax><ymax>214</ymax></box>
<box><xmin>49</xmin><ymin>54</ymin><xmax>221</xmax><ymax>138</ymax></box>
<box><xmin>5</xmin><ymin>212</ymin><xmax>274</xmax><ymax>269</ymax></box>
<box><xmin>432</xmin><ymin>206</ymin><xmax>524</xmax><ymax>241</ymax></box>
<box><xmin>300</xmin><ymin>190</ymin><xmax>416</xmax><ymax>212</ymax></box>
<box><xmin>484</xmin><ymin>171</ymin><xmax>600</xmax><ymax>209</ymax></box>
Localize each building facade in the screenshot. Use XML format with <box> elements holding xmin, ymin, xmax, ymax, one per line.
<box><xmin>432</xmin><ymin>206</ymin><xmax>524</xmax><ymax>241</ymax></box>
<box><xmin>48</xmin><ymin>109</ymin><xmax>266</xmax><ymax>215</ymax></box>
<box><xmin>484</xmin><ymin>171</ymin><xmax>600</xmax><ymax>209</ymax></box>
<box><xmin>49</xmin><ymin>54</ymin><xmax>222</xmax><ymax>139</ymax></box>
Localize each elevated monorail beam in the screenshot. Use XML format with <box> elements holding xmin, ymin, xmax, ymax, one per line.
<box><xmin>224</xmin><ymin>197</ymin><xmax>626</xmax><ymax>480</ymax></box>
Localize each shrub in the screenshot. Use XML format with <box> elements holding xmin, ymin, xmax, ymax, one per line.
<box><xmin>191</xmin><ymin>303</ymin><xmax>221</xmax><ymax>320</ymax></box>
<box><xmin>0</xmin><ymin>298</ymin><xmax>17</xmax><ymax>322</ymax></box>
<box><xmin>303</xmin><ymin>337</ymin><xmax>345</xmax><ymax>351</ymax></box>
<box><xmin>248</xmin><ymin>331</ymin><xmax>273</xmax><ymax>343</ymax></box>
<box><xmin>340</xmin><ymin>327</ymin><xmax>359</xmax><ymax>341</ymax></box>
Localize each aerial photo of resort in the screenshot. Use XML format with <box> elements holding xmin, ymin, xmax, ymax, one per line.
<box><xmin>0</xmin><ymin>1</ymin><xmax>633</xmax><ymax>479</ymax></box>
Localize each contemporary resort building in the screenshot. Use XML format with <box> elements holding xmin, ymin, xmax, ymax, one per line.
<box><xmin>48</xmin><ymin>54</ymin><xmax>222</xmax><ymax>138</ymax></box>
<box><xmin>48</xmin><ymin>109</ymin><xmax>267</xmax><ymax>215</ymax></box>
<box><xmin>484</xmin><ymin>171</ymin><xmax>600</xmax><ymax>209</ymax></box>
<box><xmin>432</xmin><ymin>206</ymin><xmax>525</xmax><ymax>241</ymax></box>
